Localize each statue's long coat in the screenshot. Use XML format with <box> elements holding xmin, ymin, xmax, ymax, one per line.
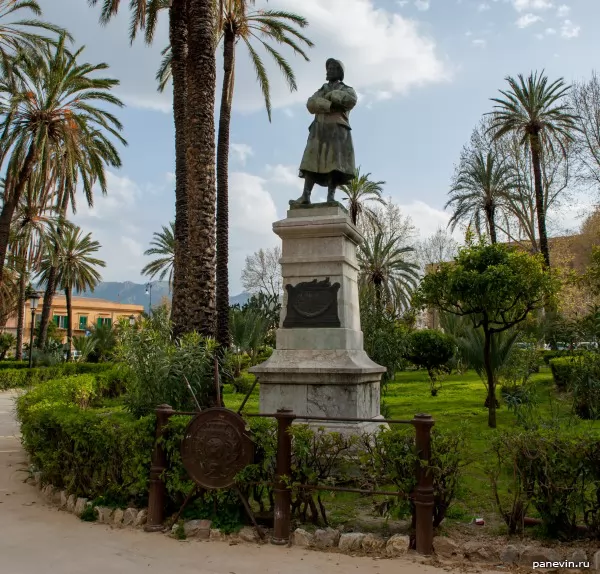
<box><xmin>299</xmin><ymin>80</ymin><xmax>357</xmax><ymax>187</ymax></box>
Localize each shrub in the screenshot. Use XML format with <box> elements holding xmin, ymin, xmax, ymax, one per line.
<box><xmin>0</xmin><ymin>333</ymin><xmax>15</xmax><ymax>360</ymax></box>
<box><xmin>571</xmin><ymin>354</ymin><xmax>600</xmax><ymax>420</ymax></box>
<box><xmin>115</xmin><ymin>309</ymin><xmax>218</xmax><ymax>416</ymax></box>
<box><xmin>488</xmin><ymin>427</ymin><xmax>600</xmax><ymax>538</ymax></box>
<box><xmin>361</xmin><ymin>425</ymin><xmax>468</xmax><ymax>528</ymax></box>
<box><xmin>0</xmin><ymin>360</ymin><xmax>28</xmax><ymax>370</ymax></box>
<box><xmin>405</xmin><ymin>330</ymin><xmax>455</xmax><ymax>396</ymax></box>
<box><xmin>16</xmin><ymin>375</ymin><xmax>155</xmax><ymax>504</ymax></box>
<box><xmin>549</xmin><ymin>356</ymin><xmax>581</xmax><ymax>390</ymax></box>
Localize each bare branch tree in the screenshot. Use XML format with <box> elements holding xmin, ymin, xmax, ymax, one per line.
<box><xmin>240</xmin><ymin>246</ymin><xmax>282</xmax><ymax>298</ymax></box>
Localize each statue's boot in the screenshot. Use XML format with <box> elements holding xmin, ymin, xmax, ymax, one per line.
<box><xmin>326</xmin><ymin>187</ymin><xmax>336</xmax><ymax>203</ymax></box>
<box><xmin>291</xmin><ymin>190</ymin><xmax>311</xmax><ymax>205</ymax></box>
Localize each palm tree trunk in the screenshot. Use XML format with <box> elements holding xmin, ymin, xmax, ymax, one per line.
<box><xmin>216</xmin><ymin>29</ymin><xmax>236</xmax><ymax>349</ymax></box>
<box><xmin>486</xmin><ymin>205</ymin><xmax>497</xmax><ymax>244</ymax></box>
<box><xmin>186</xmin><ymin>0</ymin><xmax>217</xmax><ymax>336</ymax></box>
<box><xmin>530</xmin><ymin>133</ymin><xmax>550</xmax><ymax>267</ymax></box>
<box><xmin>65</xmin><ymin>287</ymin><xmax>72</xmax><ymax>361</ymax></box>
<box><xmin>15</xmin><ymin>269</ymin><xmax>27</xmax><ymax>360</ymax></box>
<box><xmin>483</xmin><ymin>326</ymin><xmax>496</xmax><ymax>429</ymax></box>
<box><xmin>0</xmin><ymin>143</ymin><xmax>38</xmax><ymax>285</ymax></box>
<box><xmin>37</xmin><ymin>192</ymin><xmax>70</xmax><ymax>350</ymax></box>
<box><xmin>169</xmin><ymin>0</ymin><xmax>191</xmax><ymax>337</ymax></box>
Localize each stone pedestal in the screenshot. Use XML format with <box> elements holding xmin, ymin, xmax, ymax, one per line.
<box><xmin>249</xmin><ymin>204</ymin><xmax>386</xmax><ymax>434</ymax></box>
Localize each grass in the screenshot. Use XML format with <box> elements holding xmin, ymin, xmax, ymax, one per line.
<box><xmin>222</xmin><ymin>365</ymin><xmax>600</xmax><ymax>526</ymax></box>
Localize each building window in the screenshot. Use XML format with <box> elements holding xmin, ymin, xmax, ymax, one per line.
<box><xmin>34</xmin><ymin>315</ymin><xmax>41</xmax><ymax>327</ymax></box>
<box><xmin>78</xmin><ymin>316</ymin><xmax>88</xmax><ymax>330</ymax></box>
<box><xmin>53</xmin><ymin>315</ymin><xmax>68</xmax><ymax>329</ymax></box>
<box><xmin>97</xmin><ymin>317</ymin><xmax>112</xmax><ymax>328</ymax></box>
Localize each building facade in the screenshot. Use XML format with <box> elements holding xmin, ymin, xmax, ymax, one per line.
<box><xmin>3</xmin><ymin>296</ymin><xmax>144</xmax><ymax>341</ymax></box>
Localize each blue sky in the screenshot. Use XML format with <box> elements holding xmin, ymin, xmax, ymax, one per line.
<box><xmin>38</xmin><ymin>0</ymin><xmax>597</xmax><ymax>294</ymax></box>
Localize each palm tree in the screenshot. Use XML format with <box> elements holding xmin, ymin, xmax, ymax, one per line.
<box><xmin>488</xmin><ymin>71</ymin><xmax>579</xmax><ymax>266</ymax></box>
<box><xmin>38</xmin><ymin>225</ymin><xmax>105</xmax><ymax>360</ymax></box>
<box><xmin>214</xmin><ymin>1</ymin><xmax>313</xmax><ymax>348</ymax></box>
<box><xmin>0</xmin><ymin>0</ymin><xmax>68</xmax><ymax>60</ymax></box>
<box><xmin>340</xmin><ymin>167</ymin><xmax>386</xmax><ymax>226</ymax></box>
<box><xmin>142</xmin><ymin>222</ymin><xmax>175</xmax><ymax>290</ymax></box>
<box><xmin>358</xmin><ymin>230</ymin><xmax>420</xmax><ymax>312</ymax></box>
<box><xmin>446</xmin><ymin>150</ymin><xmax>518</xmax><ymax>244</ymax></box>
<box><xmin>0</xmin><ymin>36</ymin><xmax>125</xmax><ymax>287</ymax></box>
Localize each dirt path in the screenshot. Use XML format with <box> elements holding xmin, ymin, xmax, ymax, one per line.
<box><xmin>0</xmin><ymin>391</ymin><xmax>493</xmax><ymax>574</ymax></box>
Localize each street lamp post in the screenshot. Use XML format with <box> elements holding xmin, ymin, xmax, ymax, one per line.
<box><xmin>28</xmin><ymin>291</ymin><xmax>41</xmax><ymax>368</ymax></box>
<box><xmin>145</xmin><ymin>282</ymin><xmax>153</xmax><ymax>315</ymax></box>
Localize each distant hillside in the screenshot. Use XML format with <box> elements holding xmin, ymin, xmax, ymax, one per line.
<box><xmin>76</xmin><ymin>282</ymin><xmax>250</xmax><ymax>309</ymax></box>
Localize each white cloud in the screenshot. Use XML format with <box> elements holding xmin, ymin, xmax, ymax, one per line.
<box><xmin>472</xmin><ymin>38</ymin><xmax>487</xmax><ymax>47</ymax></box>
<box><xmin>398</xmin><ymin>201</ymin><xmax>459</xmax><ymax>241</ymax></box>
<box><xmin>556</xmin><ymin>4</ymin><xmax>570</xmax><ymax>17</ymax></box>
<box><xmin>512</xmin><ymin>0</ymin><xmax>553</xmax><ymax>12</ymax></box>
<box><xmin>516</xmin><ymin>13</ymin><xmax>542</xmax><ymax>28</ymax></box>
<box><xmin>414</xmin><ymin>0</ymin><xmax>430</xmax><ymax>10</ymax></box>
<box><xmin>396</xmin><ymin>0</ymin><xmax>409</xmax><ymax>5</ymax></box>
<box><xmin>560</xmin><ymin>19</ymin><xmax>580</xmax><ymax>38</ymax></box>
<box><xmin>545</xmin><ymin>27</ymin><xmax>557</xmax><ymax>34</ymax></box>
<box><xmin>477</xmin><ymin>3</ymin><xmax>491</xmax><ymax>12</ymax></box>
<box><xmin>230</xmin><ymin>143</ymin><xmax>254</xmax><ymax>166</ymax></box>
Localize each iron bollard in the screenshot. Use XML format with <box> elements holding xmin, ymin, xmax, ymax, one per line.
<box><xmin>413</xmin><ymin>413</ymin><xmax>435</xmax><ymax>555</ymax></box>
<box><xmin>145</xmin><ymin>404</ymin><xmax>174</xmax><ymax>532</ymax></box>
<box><xmin>272</xmin><ymin>408</ymin><xmax>294</xmax><ymax>545</ymax></box>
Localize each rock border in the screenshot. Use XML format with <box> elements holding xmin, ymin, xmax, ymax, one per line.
<box><xmin>33</xmin><ymin>476</ymin><xmax>600</xmax><ymax>571</ymax></box>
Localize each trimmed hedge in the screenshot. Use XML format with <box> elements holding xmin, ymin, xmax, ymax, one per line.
<box><xmin>0</xmin><ymin>360</ymin><xmax>29</xmax><ymax>370</ymax></box>
<box><xmin>540</xmin><ymin>349</ymin><xmax>585</xmax><ymax>365</ymax></box>
<box><xmin>0</xmin><ymin>362</ymin><xmax>114</xmax><ymax>391</ymax></box>
<box><xmin>549</xmin><ymin>356</ymin><xmax>581</xmax><ymax>390</ymax></box>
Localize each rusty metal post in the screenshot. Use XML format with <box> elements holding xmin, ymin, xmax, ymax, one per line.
<box><xmin>272</xmin><ymin>408</ymin><xmax>294</xmax><ymax>545</ymax></box>
<box><xmin>145</xmin><ymin>404</ymin><xmax>174</xmax><ymax>532</ymax></box>
<box><xmin>413</xmin><ymin>413</ymin><xmax>435</xmax><ymax>555</ymax></box>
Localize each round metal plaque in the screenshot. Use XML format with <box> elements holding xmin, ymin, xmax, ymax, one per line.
<box><xmin>181</xmin><ymin>408</ymin><xmax>254</xmax><ymax>489</ymax></box>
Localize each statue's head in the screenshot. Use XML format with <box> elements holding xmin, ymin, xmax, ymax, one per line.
<box><xmin>326</xmin><ymin>58</ymin><xmax>344</xmax><ymax>82</ymax></box>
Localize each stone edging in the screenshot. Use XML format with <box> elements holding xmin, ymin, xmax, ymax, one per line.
<box><xmin>33</xmin><ymin>474</ymin><xmax>600</xmax><ymax>571</ymax></box>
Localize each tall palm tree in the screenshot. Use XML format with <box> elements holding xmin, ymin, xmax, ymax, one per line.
<box><xmin>340</xmin><ymin>167</ymin><xmax>386</xmax><ymax>226</ymax></box>
<box><xmin>0</xmin><ymin>0</ymin><xmax>68</xmax><ymax>61</ymax></box>
<box><xmin>214</xmin><ymin>1</ymin><xmax>313</xmax><ymax>348</ymax></box>
<box><xmin>38</xmin><ymin>225</ymin><xmax>105</xmax><ymax>361</ymax></box>
<box><xmin>488</xmin><ymin>71</ymin><xmax>579</xmax><ymax>266</ymax></box>
<box><xmin>446</xmin><ymin>150</ymin><xmax>518</xmax><ymax>244</ymax></box>
<box><xmin>0</xmin><ymin>36</ymin><xmax>125</xmax><ymax>287</ymax></box>
<box><xmin>142</xmin><ymin>222</ymin><xmax>175</xmax><ymax>290</ymax></box>
<box><xmin>358</xmin><ymin>230</ymin><xmax>420</xmax><ymax>312</ymax></box>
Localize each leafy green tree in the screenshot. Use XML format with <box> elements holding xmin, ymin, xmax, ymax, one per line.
<box><xmin>446</xmin><ymin>150</ymin><xmax>518</xmax><ymax>244</ymax></box>
<box><xmin>339</xmin><ymin>167</ymin><xmax>386</xmax><ymax>226</ymax></box>
<box><xmin>417</xmin><ymin>242</ymin><xmax>554</xmax><ymax>427</ymax></box>
<box><xmin>88</xmin><ymin>322</ymin><xmax>115</xmax><ymax>363</ymax></box>
<box><xmin>0</xmin><ymin>332</ymin><xmax>14</xmax><ymax>359</ymax></box>
<box><xmin>230</xmin><ymin>306</ymin><xmax>268</xmax><ymax>366</ymax></box>
<box><xmin>489</xmin><ymin>71</ymin><xmax>579</xmax><ymax>267</ymax></box>
<box><xmin>405</xmin><ymin>329</ymin><xmax>455</xmax><ymax>396</ymax></box>
<box><xmin>142</xmin><ymin>222</ymin><xmax>175</xmax><ymax>290</ymax></box>
<box><xmin>38</xmin><ymin>226</ymin><xmax>105</xmax><ymax>360</ymax></box>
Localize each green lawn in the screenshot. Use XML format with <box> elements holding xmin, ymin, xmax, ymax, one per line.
<box><xmin>223</xmin><ymin>366</ymin><xmax>600</xmax><ymax>527</ymax></box>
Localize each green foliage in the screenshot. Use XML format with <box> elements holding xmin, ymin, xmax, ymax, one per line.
<box><xmin>0</xmin><ymin>333</ymin><xmax>15</xmax><ymax>360</ymax></box>
<box><xmin>116</xmin><ymin>307</ymin><xmax>218</xmax><ymax>416</ymax></box>
<box><xmin>16</xmin><ymin>374</ymin><xmax>154</xmax><ymax>503</ymax></box>
<box><xmin>488</xmin><ymin>427</ymin><xmax>600</xmax><ymax>538</ymax></box>
<box><xmin>88</xmin><ymin>322</ymin><xmax>116</xmax><ymax>363</ymax></box>
<box><xmin>361</xmin><ymin>426</ymin><xmax>469</xmax><ymax>527</ymax></box>
<box><xmin>551</xmin><ymin>354</ymin><xmax>600</xmax><ymax>420</ymax></box>
<box><xmin>418</xmin><ymin>242</ymin><xmax>554</xmax><ymax>427</ymax></box>
<box><xmin>0</xmin><ymin>362</ymin><xmax>113</xmax><ymax>391</ymax></box>
<box><xmin>72</xmin><ymin>335</ymin><xmax>97</xmax><ymax>362</ymax></box>
<box><xmin>242</xmin><ymin>292</ymin><xmax>281</xmax><ymax>347</ymax></box>
<box><xmin>80</xmin><ymin>504</ymin><xmax>97</xmax><ymax>522</ymax></box>
<box><xmin>0</xmin><ymin>359</ymin><xmax>27</xmax><ymax>369</ymax></box>
<box><xmin>229</xmin><ymin>307</ymin><xmax>269</xmax><ymax>365</ymax></box>
<box><xmin>549</xmin><ymin>356</ymin><xmax>580</xmax><ymax>390</ymax></box>
<box><xmin>405</xmin><ymin>330</ymin><xmax>455</xmax><ymax>395</ymax></box>
<box><xmin>360</xmin><ymin>291</ymin><xmax>410</xmax><ymax>387</ymax></box>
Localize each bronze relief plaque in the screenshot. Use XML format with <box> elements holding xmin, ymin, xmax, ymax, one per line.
<box><xmin>181</xmin><ymin>408</ymin><xmax>254</xmax><ymax>489</ymax></box>
<box><xmin>283</xmin><ymin>278</ymin><xmax>341</xmax><ymax>328</ymax></box>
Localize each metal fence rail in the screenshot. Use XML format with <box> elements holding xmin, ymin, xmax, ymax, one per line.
<box><xmin>145</xmin><ymin>405</ymin><xmax>435</xmax><ymax>555</ymax></box>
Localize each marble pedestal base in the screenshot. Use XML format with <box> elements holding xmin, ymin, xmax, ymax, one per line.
<box><xmin>250</xmin><ymin>345</ymin><xmax>387</xmax><ymax>435</ymax></box>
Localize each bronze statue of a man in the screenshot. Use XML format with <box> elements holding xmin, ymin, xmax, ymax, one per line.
<box><xmin>292</xmin><ymin>58</ymin><xmax>357</xmax><ymax>205</ymax></box>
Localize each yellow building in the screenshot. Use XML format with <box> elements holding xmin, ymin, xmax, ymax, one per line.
<box><xmin>3</xmin><ymin>295</ymin><xmax>144</xmax><ymax>341</ymax></box>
